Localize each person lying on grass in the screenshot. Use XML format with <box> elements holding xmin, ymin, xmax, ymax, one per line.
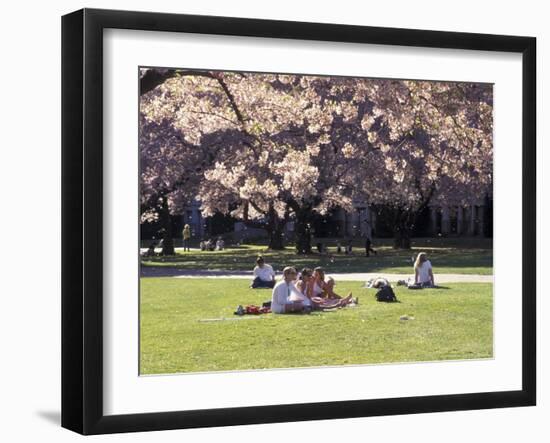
<box><xmin>251</xmin><ymin>256</ymin><xmax>276</xmax><ymax>289</ymax></box>
<box><xmin>408</xmin><ymin>252</ymin><xmax>435</xmax><ymax>289</ymax></box>
<box><xmin>296</xmin><ymin>268</ymin><xmax>354</xmax><ymax>310</ymax></box>
<box><xmin>271</xmin><ymin>266</ymin><xmax>312</xmax><ymax>313</ymax></box>
<box><xmin>312</xmin><ymin>267</ymin><xmax>344</xmax><ymax>300</ymax></box>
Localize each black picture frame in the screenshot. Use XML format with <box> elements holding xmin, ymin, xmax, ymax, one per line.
<box><xmin>62</xmin><ymin>8</ymin><xmax>536</xmax><ymax>435</ymax></box>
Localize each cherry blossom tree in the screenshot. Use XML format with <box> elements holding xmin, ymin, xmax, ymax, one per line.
<box><xmin>141</xmin><ymin>71</ymin><xmax>361</xmax><ymax>252</ymax></box>
<box><xmin>139</xmin><ymin>69</ymin><xmax>249</xmax><ymax>254</ymax></box>
<box><xmin>140</xmin><ymin>68</ymin><xmax>493</xmax><ymax>252</ymax></box>
<box><xmin>139</xmin><ymin>115</ymin><xmax>204</xmax><ymax>255</ymax></box>
<box><xmin>354</xmin><ymin>80</ymin><xmax>493</xmax><ymax>247</ymax></box>
<box><xmin>194</xmin><ymin>73</ymin><xmax>375</xmax><ymax>252</ymax></box>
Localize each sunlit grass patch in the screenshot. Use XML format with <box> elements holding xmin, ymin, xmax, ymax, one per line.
<box><xmin>140</xmin><ymin>278</ymin><xmax>493</xmax><ymax>374</ymax></box>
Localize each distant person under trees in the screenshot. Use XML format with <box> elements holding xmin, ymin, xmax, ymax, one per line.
<box><xmin>182</xmin><ymin>224</ymin><xmax>191</xmax><ymax>252</ymax></box>
<box><xmin>365</xmin><ymin>236</ymin><xmax>377</xmax><ymax>257</ymax></box>
<box><xmin>251</xmin><ymin>256</ymin><xmax>276</xmax><ymax>289</ymax></box>
<box><xmin>200</xmin><ymin>238</ymin><xmax>215</xmax><ymax>251</ymax></box>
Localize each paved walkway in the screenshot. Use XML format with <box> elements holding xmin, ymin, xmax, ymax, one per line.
<box><xmin>140</xmin><ymin>267</ymin><xmax>492</xmax><ymax>283</ymax></box>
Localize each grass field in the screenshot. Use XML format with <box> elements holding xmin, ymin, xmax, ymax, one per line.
<box><xmin>141</xmin><ymin>237</ymin><xmax>493</xmax><ymax>275</ymax></box>
<box><xmin>140</xmin><ymin>278</ymin><xmax>493</xmax><ymax>374</ymax></box>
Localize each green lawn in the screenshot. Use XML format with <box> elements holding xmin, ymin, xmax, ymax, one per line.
<box><xmin>140</xmin><ymin>278</ymin><xmax>493</xmax><ymax>374</ymax></box>
<box><xmin>141</xmin><ymin>238</ymin><xmax>493</xmax><ymax>275</ymax></box>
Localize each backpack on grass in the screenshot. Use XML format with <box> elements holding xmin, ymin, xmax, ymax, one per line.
<box><xmin>375</xmin><ymin>285</ymin><xmax>398</xmax><ymax>302</ymax></box>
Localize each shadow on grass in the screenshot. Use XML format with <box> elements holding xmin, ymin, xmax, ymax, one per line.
<box><xmin>404</xmin><ymin>285</ymin><xmax>452</xmax><ymax>290</ymax></box>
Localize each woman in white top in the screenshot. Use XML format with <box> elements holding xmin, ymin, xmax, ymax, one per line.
<box><xmin>271</xmin><ymin>267</ymin><xmax>311</xmax><ymax>313</ymax></box>
<box><xmin>411</xmin><ymin>252</ymin><xmax>435</xmax><ymax>288</ymax></box>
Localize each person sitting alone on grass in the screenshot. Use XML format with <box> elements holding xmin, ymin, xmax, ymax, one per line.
<box><xmin>297</xmin><ymin>268</ymin><xmax>354</xmax><ymax>310</ymax></box>
<box><xmin>408</xmin><ymin>252</ymin><xmax>435</xmax><ymax>289</ymax></box>
<box><xmin>271</xmin><ymin>267</ymin><xmax>311</xmax><ymax>314</ymax></box>
<box><xmin>251</xmin><ymin>256</ymin><xmax>276</xmax><ymax>289</ymax></box>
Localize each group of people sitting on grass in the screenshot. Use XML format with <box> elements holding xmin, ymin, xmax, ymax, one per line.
<box><xmin>250</xmin><ymin>257</ymin><xmax>356</xmax><ymax>314</ymax></box>
<box><xmin>248</xmin><ymin>252</ymin><xmax>436</xmax><ymax>314</ymax></box>
<box><xmin>271</xmin><ymin>266</ymin><xmax>357</xmax><ymax>314</ymax></box>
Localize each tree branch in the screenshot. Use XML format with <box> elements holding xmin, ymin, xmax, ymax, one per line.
<box><xmin>215</xmin><ymin>78</ymin><xmax>246</xmax><ymax>125</ymax></box>
<box><xmin>140</xmin><ymin>69</ymin><xmax>177</xmax><ymax>95</ymax></box>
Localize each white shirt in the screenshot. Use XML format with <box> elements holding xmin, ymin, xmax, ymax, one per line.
<box><xmin>271</xmin><ymin>280</ymin><xmax>310</xmax><ymax>314</ymax></box>
<box><xmin>416</xmin><ymin>260</ymin><xmax>433</xmax><ymax>284</ymax></box>
<box><xmin>253</xmin><ymin>264</ymin><xmax>275</xmax><ymax>282</ymax></box>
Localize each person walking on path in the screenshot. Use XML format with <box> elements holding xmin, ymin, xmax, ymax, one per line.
<box><xmin>365</xmin><ymin>236</ymin><xmax>377</xmax><ymax>257</ymax></box>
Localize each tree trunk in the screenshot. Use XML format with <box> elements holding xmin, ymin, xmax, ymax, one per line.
<box><xmin>242</xmin><ymin>203</ymin><xmax>287</xmax><ymax>250</ymax></box>
<box><xmin>268</xmin><ymin>224</ymin><xmax>285</xmax><ymax>250</ymax></box>
<box><xmin>393</xmin><ymin>226</ymin><xmax>412</xmax><ymax>249</ymax></box>
<box><xmin>295</xmin><ymin>208</ymin><xmax>313</xmax><ymax>254</ymax></box>
<box><xmin>266</xmin><ymin>206</ymin><xmax>286</xmax><ymax>250</ymax></box>
<box><xmin>159</xmin><ymin>196</ymin><xmax>175</xmax><ymax>255</ymax></box>
<box><xmin>391</xmin><ymin>184</ymin><xmax>434</xmax><ymax>249</ymax></box>
<box><xmin>393</xmin><ymin>208</ymin><xmax>413</xmax><ymax>249</ymax></box>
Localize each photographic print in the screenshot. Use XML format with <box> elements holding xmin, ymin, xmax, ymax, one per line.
<box><xmin>62</xmin><ymin>10</ymin><xmax>535</xmax><ymax>433</ymax></box>
<box><xmin>139</xmin><ymin>67</ymin><xmax>493</xmax><ymax>375</ymax></box>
